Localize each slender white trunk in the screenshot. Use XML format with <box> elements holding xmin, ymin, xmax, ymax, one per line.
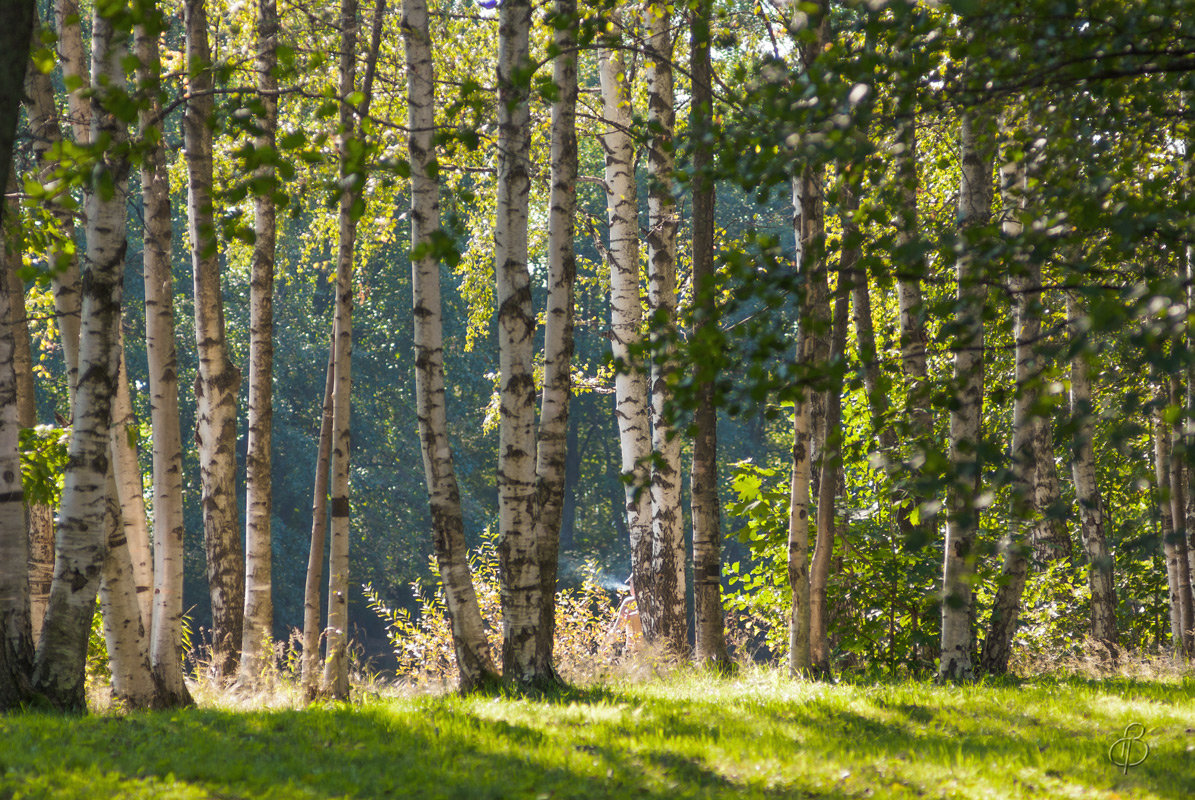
<box><xmin>1168</xmin><ymin>378</ymin><xmax>1195</xmax><ymax>656</ymax></box>
<box><xmin>54</xmin><ymin>0</ymin><xmax>91</xmax><ymax>146</ymax></box>
<box><xmin>644</xmin><ymin>0</ymin><xmax>686</xmax><ymax>653</ymax></box>
<box><xmin>301</xmin><ymin>343</ymin><xmax>333</xmax><ymax>698</ymax></box>
<box><xmin>494</xmin><ymin>0</ymin><xmax>542</xmax><ymax>682</ymax></box>
<box><xmin>239</xmin><ymin>0</ymin><xmax>279</xmax><ymax>687</ymax></box>
<box><xmin>99</xmin><ymin>471</ymin><xmax>160</xmax><ymax>709</ymax></box>
<box><xmin>981</xmin><ymin>150</ymin><xmax>1038</xmax><ymax>674</ymax></box>
<box><xmin>1067</xmin><ymin>293</ymin><xmax>1117</xmax><ymax>652</ymax></box>
<box><xmin>597</xmin><ymin>6</ymin><xmax>655</xmax><ymax>636</ymax></box>
<box><xmin>532</xmin><ymin>0</ymin><xmax>580</xmax><ymax>679</ymax></box>
<box><xmin>136</xmin><ymin>12</ymin><xmax>191</xmax><ymax>707</ymax></box>
<box><xmin>33</xmin><ymin>5</ymin><xmax>128</xmax><ymax>710</ymax></box>
<box><xmin>402</xmin><ymin>0</ymin><xmax>498</xmax><ymax>692</ymax></box>
<box><xmin>939</xmin><ymin>111</ymin><xmax>993</xmax><ymax>683</ymax></box>
<box><xmin>1157</xmin><ymin>411</ymin><xmax>1193</xmax><ymax>658</ymax></box>
<box><xmin>185</xmin><ymin>0</ymin><xmax>244</xmax><ymax>677</ymax></box>
<box><xmin>109</xmin><ymin>342</ymin><xmax>153</xmax><ymax>628</ymax></box>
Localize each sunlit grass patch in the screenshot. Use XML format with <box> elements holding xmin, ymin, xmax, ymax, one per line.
<box><xmin>2</xmin><ymin>668</ymin><xmax>1192</xmax><ymax>799</ymax></box>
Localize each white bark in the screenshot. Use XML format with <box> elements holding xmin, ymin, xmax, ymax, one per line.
<box><xmin>403</xmin><ymin>0</ymin><xmax>498</xmax><ymax>691</ymax></box>
<box><xmin>939</xmin><ymin>111</ymin><xmax>993</xmax><ymax>683</ymax></box>
<box><xmin>109</xmin><ymin>343</ymin><xmax>152</xmax><ymax>628</ymax></box>
<box><xmin>532</xmin><ymin>0</ymin><xmax>580</xmax><ymax>679</ymax></box>
<box><xmin>239</xmin><ymin>0</ymin><xmax>279</xmax><ymax>687</ymax></box>
<box><xmin>33</xmin><ymin>5</ymin><xmax>128</xmax><ymax>710</ymax></box>
<box><xmin>136</xmin><ymin>14</ymin><xmax>191</xmax><ymax>706</ymax></box>
<box><xmin>1067</xmin><ymin>293</ymin><xmax>1117</xmax><ymax>651</ymax></box>
<box><xmin>597</xmin><ymin>6</ymin><xmax>655</xmax><ymax>635</ymax></box>
<box><xmin>644</xmin><ymin>0</ymin><xmax>686</xmax><ymax>653</ymax></box>
<box><xmin>185</xmin><ymin>0</ymin><xmax>244</xmax><ymax>677</ymax></box>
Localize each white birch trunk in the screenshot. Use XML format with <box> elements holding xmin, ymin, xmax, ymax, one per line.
<box><xmin>980</xmin><ymin>158</ymin><xmax>1038</xmax><ymax>674</ymax></box>
<box><xmin>939</xmin><ymin>112</ymin><xmax>993</xmax><ymax>683</ymax></box>
<box><xmin>323</xmin><ymin>0</ymin><xmax>361</xmax><ymax>702</ymax></box>
<box><xmin>99</xmin><ymin>472</ymin><xmax>159</xmax><ymax>709</ymax></box>
<box><xmin>495</xmin><ymin>0</ymin><xmax>543</xmax><ymax>683</ymax></box>
<box><xmin>239</xmin><ymin>0</ymin><xmax>279</xmax><ymax>686</ymax></box>
<box><xmin>136</xmin><ymin>13</ymin><xmax>192</xmax><ymax>706</ymax></box>
<box><xmin>109</xmin><ymin>343</ymin><xmax>152</xmax><ymax>628</ymax></box>
<box><xmin>185</xmin><ymin>0</ymin><xmax>244</xmax><ymax>677</ymax></box>
<box><xmin>32</xmin><ymin>6</ymin><xmax>128</xmax><ymax>710</ymax></box>
<box><xmin>1067</xmin><ymin>293</ymin><xmax>1117</xmax><ymax>652</ymax></box>
<box><xmin>403</xmin><ymin>0</ymin><xmax>499</xmax><ymax>692</ymax></box>
<box><xmin>301</xmin><ymin>343</ymin><xmax>333</xmax><ymax>698</ymax></box>
<box><xmin>532</xmin><ymin>0</ymin><xmax>580</xmax><ymax>679</ymax></box>
<box><xmin>1156</xmin><ymin>412</ymin><xmax>1193</xmax><ymax>658</ymax></box>
<box><xmin>644</xmin><ymin>0</ymin><xmax>686</xmax><ymax>653</ymax></box>
<box><xmin>598</xmin><ymin>6</ymin><xmax>656</xmax><ymax>637</ymax></box>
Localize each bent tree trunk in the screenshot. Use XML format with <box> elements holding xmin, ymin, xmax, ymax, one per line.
<box><xmin>402</xmin><ymin>0</ymin><xmax>498</xmax><ymax>692</ymax></box>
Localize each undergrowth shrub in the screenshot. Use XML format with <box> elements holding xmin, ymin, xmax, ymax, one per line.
<box><xmin>366</xmin><ymin>529</ymin><xmax>626</xmax><ymax>688</ymax></box>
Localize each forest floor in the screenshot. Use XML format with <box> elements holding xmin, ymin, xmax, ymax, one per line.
<box><xmin>0</xmin><ymin>667</ymin><xmax>1192</xmax><ymax>799</ymax></box>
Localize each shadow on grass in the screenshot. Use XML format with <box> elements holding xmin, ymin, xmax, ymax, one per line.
<box><xmin>0</xmin><ymin>676</ymin><xmax>1190</xmax><ymax>799</ymax></box>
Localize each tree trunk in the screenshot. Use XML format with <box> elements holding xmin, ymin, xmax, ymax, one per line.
<box><xmin>301</xmin><ymin>344</ymin><xmax>334</xmax><ymax>698</ymax></box>
<box><xmin>136</xmin><ymin>11</ymin><xmax>192</xmax><ymax>708</ymax></box>
<box><xmin>531</xmin><ymin>0</ymin><xmax>580</xmax><ymax>681</ymax></box>
<box><xmin>689</xmin><ymin>0</ymin><xmax>729</xmax><ymax>670</ymax></box>
<box><xmin>0</xmin><ymin>0</ymin><xmax>34</xmax><ymax>213</ymax></box>
<box><xmin>239</xmin><ymin>0</ymin><xmax>279</xmax><ymax>687</ymax></box>
<box><xmin>810</xmin><ymin>218</ymin><xmax>850</xmax><ymax>678</ymax></box>
<box><xmin>54</xmin><ymin>0</ymin><xmax>91</xmax><ymax>146</ymax></box>
<box><xmin>980</xmin><ymin>144</ymin><xmax>1043</xmax><ymax>676</ymax></box>
<box><xmin>25</xmin><ymin>37</ymin><xmax>80</xmax><ymax>636</ymax></box>
<box><xmin>1169</xmin><ymin>378</ymin><xmax>1195</xmax><ymax>656</ymax></box>
<box><xmin>788</xmin><ymin>2</ymin><xmax>828</xmax><ymax>679</ymax></box>
<box><xmin>32</xmin><ymin>5</ymin><xmax>128</xmax><ymax>711</ymax></box>
<box><xmin>597</xmin><ymin>7</ymin><xmax>656</xmax><ymax>639</ymax></box>
<box><xmin>1067</xmin><ymin>293</ymin><xmax>1117</xmax><ymax>654</ymax></box>
<box><xmin>0</xmin><ymin>188</ymin><xmax>33</xmax><ymax>709</ymax></box>
<box><xmin>402</xmin><ymin>0</ymin><xmax>499</xmax><ymax>692</ymax></box>
<box><xmin>494</xmin><ymin>0</ymin><xmax>544</xmax><ymax>683</ymax></box>
<box><xmin>322</xmin><ymin>0</ymin><xmax>383</xmax><ymax>700</ymax></box>
<box><xmin>1156</xmin><ymin>410</ymin><xmax>1193</xmax><ymax>658</ymax></box>
<box><xmin>109</xmin><ymin>342</ymin><xmax>153</xmax><ymax>628</ymax></box>
<box><xmin>98</xmin><ymin>472</ymin><xmax>160</xmax><ymax>709</ymax></box>
<box><xmin>185</xmin><ymin>0</ymin><xmax>244</xmax><ymax>678</ymax></box>
<box><xmin>643</xmin><ymin>0</ymin><xmax>686</xmax><ymax>655</ymax></box>
<box><xmin>893</xmin><ymin>117</ymin><xmax>934</xmax><ymax>550</ymax></box>
<box><xmin>939</xmin><ymin>111</ymin><xmax>993</xmax><ymax>683</ymax></box>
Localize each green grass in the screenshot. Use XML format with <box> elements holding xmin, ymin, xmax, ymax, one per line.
<box><xmin>1</xmin><ymin>669</ymin><xmax>1192</xmax><ymax>799</ymax></box>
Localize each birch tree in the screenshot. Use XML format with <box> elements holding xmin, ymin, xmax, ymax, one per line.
<box><xmin>689</xmin><ymin>0</ymin><xmax>729</xmax><ymax>670</ymax></box>
<box><xmin>1067</xmin><ymin>293</ymin><xmax>1117</xmax><ymax>654</ymax></box>
<box><xmin>323</xmin><ymin>0</ymin><xmax>384</xmax><ymax>699</ymax></box>
<box><xmin>185</xmin><ymin>0</ymin><xmax>244</xmax><ymax>677</ymax></box>
<box><xmin>532</xmin><ymin>0</ymin><xmax>580</xmax><ymax>677</ymax></box>
<box><xmin>135</xmin><ymin>8</ymin><xmax>192</xmax><ymax>707</ymax></box>
<box><xmin>938</xmin><ymin>111</ymin><xmax>993</xmax><ymax>683</ymax></box>
<box><xmin>644</xmin><ymin>0</ymin><xmax>686</xmax><ymax>653</ymax></box>
<box><xmin>598</xmin><ymin>2</ymin><xmax>656</xmax><ymax>638</ymax></box>
<box><xmin>239</xmin><ymin>0</ymin><xmax>279</xmax><ymax>687</ymax></box>
<box><xmin>403</xmin><ymin>0</ymin><xmax>499</xmax><ymax>692</ymax></box>
<box><xmin>32</xmin><ymin>3</ymin><xmax>129</xmax><ymax>710</ymax></box>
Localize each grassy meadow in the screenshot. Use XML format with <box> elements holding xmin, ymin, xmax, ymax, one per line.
<box><xmin>1</xmin><ymin>668</ymin><xmax>1193</xmax><ymax>799</ymax></box>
